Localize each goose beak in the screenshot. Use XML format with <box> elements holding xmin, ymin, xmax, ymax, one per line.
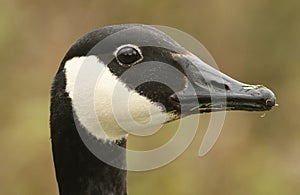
<box><xmin>169</xmin><ymin>53</ymin><xmax>277</xmax><ymax>115</ymax></box>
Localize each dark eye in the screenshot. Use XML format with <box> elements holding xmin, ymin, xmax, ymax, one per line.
<box><xmin>116</xmin><ymin>45</ymin><xmax>143</xmax><ymax>66</ymax></box>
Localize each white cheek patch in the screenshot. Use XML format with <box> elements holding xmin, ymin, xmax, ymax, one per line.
<box><xmin>64</xmin><ymin>56</ymin><xmax>176</xmax><ymax>141</ymax></box>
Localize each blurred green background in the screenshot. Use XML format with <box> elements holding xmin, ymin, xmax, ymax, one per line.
<box><xmin>1</xmin><ymin>0</ymin><xmax>299</xmax><ymax>194</ymax></box>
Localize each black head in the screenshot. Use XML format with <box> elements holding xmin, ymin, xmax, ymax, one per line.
<box><xmin>52</xmin><ymin>24</ymin><xmax>277</xmax><ymax>145</ymax></box>
<box><xmin>58</xmin><ymin>24</ymin><xmax>276</xmax><ymax>120</ymax></box>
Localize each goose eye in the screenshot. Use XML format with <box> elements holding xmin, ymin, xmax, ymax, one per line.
<box><xmin>116</xmin><ymin>45</ymin><xmax>143</xmax><ymax>66</ymax></box>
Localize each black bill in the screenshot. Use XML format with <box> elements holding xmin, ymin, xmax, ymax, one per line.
<box><xmin>169</xmin><ymin>53</ymin><xmax>277</xmax><ymax>115</ymax></box>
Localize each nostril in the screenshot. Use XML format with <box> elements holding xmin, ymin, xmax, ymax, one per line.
<box><xmin>224</xmin><ymin>84</ymin><xmax>230</xmax><ymax>91</ymax></box>
<box><xmin>210</xmin><ymin>80</ymin><xmax>230</xmax><ymax>91</ymax></box>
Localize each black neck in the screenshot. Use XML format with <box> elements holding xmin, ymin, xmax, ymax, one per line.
<box><xmin>50</xmin><ymin>71</ymin><xmax>127</xmax><ymax>195</ymax></box>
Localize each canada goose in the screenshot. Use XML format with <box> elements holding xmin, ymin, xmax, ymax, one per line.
<box><xmin>50</xmin><ymin>24</ymin><xmax>276</xmax><ymax>195</ymax></box>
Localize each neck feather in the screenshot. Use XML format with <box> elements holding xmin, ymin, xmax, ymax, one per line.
<box><xmin>50</xmin><ymin>71</ymin><xmax>127</xmax><ymax>195</ymax></box>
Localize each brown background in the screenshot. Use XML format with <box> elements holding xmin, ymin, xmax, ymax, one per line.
<box><xmin>1</xmin><ymin>0</ymin><xmax>299</xmax><ymax>194</ymax></box>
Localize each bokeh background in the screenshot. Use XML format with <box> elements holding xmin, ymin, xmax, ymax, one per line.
<box><xmin>1</xmin><ymin>0</ymin><xmax>299</xmax><ymax>194</ymax></box>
